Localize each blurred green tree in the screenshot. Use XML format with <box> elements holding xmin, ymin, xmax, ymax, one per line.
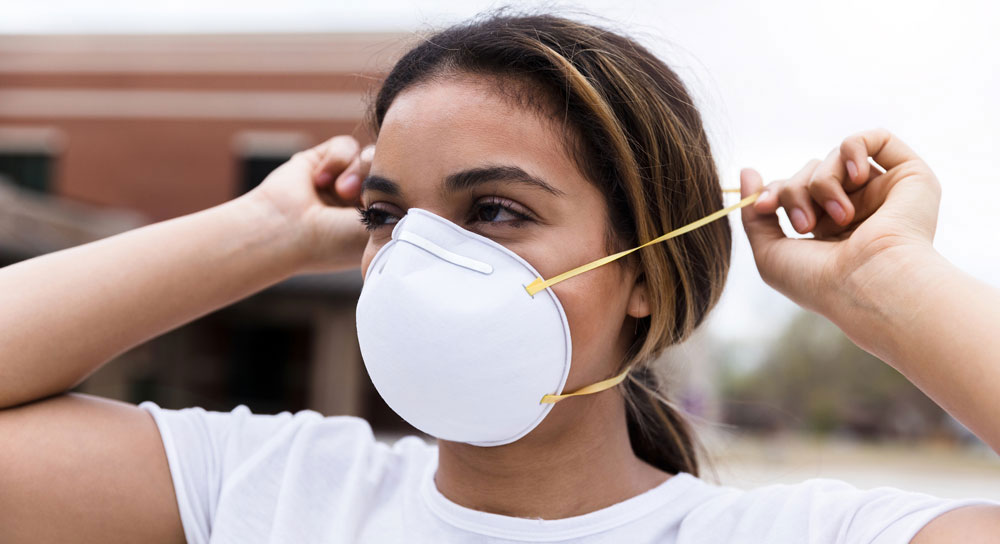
<box><xmin>720</xmin><ymin>310</ymin><xmax>952</xmax><ymax>441</ymax></box>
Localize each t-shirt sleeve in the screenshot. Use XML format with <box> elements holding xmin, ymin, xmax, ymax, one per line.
<box><xmin>841</xmin><ymin>484</ymin><xmax>998</xmax><ymax>543</ymax></box>
<box><xmin>729</xmin><ymin>477</ymin><xmax>1000</xmax><ymax>544</ymax></box>
<box><xmin>139</xmin><ymin>401</ymin><xmax>322</xmax><ymax>544</ymax></box>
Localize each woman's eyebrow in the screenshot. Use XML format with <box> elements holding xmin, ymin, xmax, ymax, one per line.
<box><xmin>360</xmin><ymin>165</ymin><xmax>565</xmax><ymax>197</ymax></box>
<box><xmin>445</xmin><ymin>165</ymin><xmax>565</xmax><ymax>196</ymax></box>
<box><xmin>360</xmin><ymin>175</ymin><xmax>401</xmax><ymax>196</ymax></box>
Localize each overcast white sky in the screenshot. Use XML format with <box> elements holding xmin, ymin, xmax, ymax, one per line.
<box><xmin>3</xmin><ymin>0</ymin><xmax>998</xmax><ymax>342</ymax></box>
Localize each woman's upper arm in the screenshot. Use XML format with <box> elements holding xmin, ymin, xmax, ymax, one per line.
<box><xmin>910</xmin><ymin>504</ymin><xmax>1000</xmax><ymax>543</ymax></box>
<box><xmin>0</xmin><ymin>393</ymin><xmax>185</xmax><ymax>544</ymax></box>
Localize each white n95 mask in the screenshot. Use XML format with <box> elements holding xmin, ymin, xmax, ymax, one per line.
<box><xmin>356</xmin><ymin>208</ymin><xmax>573</xmax><ymax>446</ymax></box>
<box><xmin>356</xmin><ymin>190</ymin><xmax>761</xmax><ymax>447</ymax></box>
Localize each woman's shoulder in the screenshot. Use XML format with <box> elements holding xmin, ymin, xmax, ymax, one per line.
<box><xmin>676</xmin><ymin>473</ymin><xmax>997</xmax><ymax>544</ymax></box>
<box><xmin>139</xmin><ymin>400</ymin><xmax>434</xmax><ymax>470</ymax></box>
<box><xmin>138</xmin><ymin>401</ymin><xmax>436</xmax><ymax>544</ymax></box>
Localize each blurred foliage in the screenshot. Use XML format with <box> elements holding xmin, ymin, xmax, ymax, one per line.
<box><xmin>719</xmin><ymin>310</ymin><xmax>952</xmax><ymax>440</ymax></box>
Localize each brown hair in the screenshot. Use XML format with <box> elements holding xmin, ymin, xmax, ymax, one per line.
<box><xmin>366</xmin><ymin>10</ymin><xmax>731</xmax><ymax>476</ymax></box>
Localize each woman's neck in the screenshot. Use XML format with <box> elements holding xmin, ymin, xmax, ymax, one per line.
<box><xmin>433</xmin><ymin>391</ymin><xmax>672</xmax><ymax>520</ymax></box>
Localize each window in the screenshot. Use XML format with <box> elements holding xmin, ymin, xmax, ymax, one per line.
<box><xmin>227</xmin><ymin>321</ymin><xmax>312</xmax><ymax>414</ymax></box>
<box><xmin>240</xmin><ymin>155</ymin><xmax>288</xmax><ymax>194</ymax></box>
<box><xmin>0</xmin><ymin>127</ymin><xmax>62</xmax><ymax>194</ymax></box>
<box><xmin>233</xmin><ymin>130</ymin><xmax>311</xmax><ymax>195</ymax></box>
<box><xmin>0</xmin><ymin>152</ymin><xmax>52</xmax><ymax>193</ymax></box>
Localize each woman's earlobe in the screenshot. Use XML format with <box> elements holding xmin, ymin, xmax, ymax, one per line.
<box><xmin>626</xmin><ymin>278</ymin><xmax>651</xmax><ymax>319</ymax></box>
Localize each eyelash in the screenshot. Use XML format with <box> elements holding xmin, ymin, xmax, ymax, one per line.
<box><xmin>356</xmin><ymin>205</ymin><xmax>394</xmax><ymax>232</ymax></box>
<box><xmin>357</xmin><ymin>196</ymin><xmax>536</xmax><ymax>232</ymax></box>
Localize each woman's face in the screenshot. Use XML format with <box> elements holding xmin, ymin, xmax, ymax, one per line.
<box><xmin>359</xmin><ymin>76</ymin><xmax>645</xmax><ymax>407</ymax></box>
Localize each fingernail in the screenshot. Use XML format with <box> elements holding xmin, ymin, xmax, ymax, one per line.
<box><xmin>825</xmin><ymin>200</ymin><xmax>846</xmax><ymax>224</ymax></box>
<box><xmin>846</xmin><ymin>160</ymin><xmax>858</xmax><ymax>181</ymax></box>
<box><xmin>789</xmin><ymin>208</ymin><xmax>808</xmax><ymax>232</ymax></box>
<box><xmin>316</xmin><ymin>171</ymin><xmax>332</xmax><ymax>185</ymax></box>
<box><xmin>360</xmin><ymin>145</ymin><xmax>375</xmax><ymax>162</ymax></box>
<box><xmin>339</xmin><ymin>173</ymin><xmax>359</xmax><ymax>193</ymax></box>
<box><xmin>758</xmin><ymin>190</ymin><xmax>770</xmax><ymax>201</ymax></box>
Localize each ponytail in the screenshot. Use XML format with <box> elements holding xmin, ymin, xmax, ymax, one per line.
<box><xmin>624</xmin><ymin>365</ymin><xmax>699</xmax><ymax>475</ymax></box>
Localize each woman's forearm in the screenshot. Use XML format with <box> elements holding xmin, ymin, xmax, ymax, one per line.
<box><xmin>0</xmin><ymin>194</ymin><xmax>305</xmax><ymax>409</ymax></box>
<box><xmin>843</xmin><ymin>247</ymin><xmax>1000</xmax><ymax>452</ymax></box>
<box><xmin>742</xmin><ymin>129</ymin><xmax>1000</xmax><ymax>454</ymax></box>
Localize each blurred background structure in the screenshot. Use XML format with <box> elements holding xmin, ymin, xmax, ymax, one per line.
<box><xmin>2</xmin><ymin>0</ymin><xmax>998</xmax><ymax>498</ymax></box>
<box><xmin>0</xmin><ymin>31</ymin><xmax>417</xmax><ymax>430</ymax></box>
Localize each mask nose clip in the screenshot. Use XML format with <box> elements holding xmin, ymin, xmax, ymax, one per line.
<box><xmin>396</xmin><ymin>230</ymin><xmax>494</xmax><ymax>274</ymax></box>
<box><xmin>388</xmin><ymin>208</ymin><xmax>494</xmax><ymax>275</ymax></box>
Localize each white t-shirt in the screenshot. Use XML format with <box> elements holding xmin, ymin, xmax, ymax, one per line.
<box><xmin>139</xmin><ymin>402</ymin><xmax>996</xmax><ymax>543</ymax></box>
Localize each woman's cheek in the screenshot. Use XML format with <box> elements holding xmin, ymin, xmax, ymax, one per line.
<box><xmin>552</xmin><ymin>274</ymin><xmax>624</xmax><ymax>377</ymax></box>
<box><xmin>360</xmin><ymin>241</ymin><xmax>380</xmax><ymax>280</ymax></box>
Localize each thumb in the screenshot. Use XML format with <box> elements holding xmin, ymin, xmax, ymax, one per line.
<box><xmin>739</xmin><ymin>168</ymin><xmax>785</xmax><ymax>250</ymax></box>
<box><xmin>739</xmin><ymin>168</ymin><xmax>835</xmax><ymax>310</ymax></box>
<box><xmin>739</xmin><ymin>168</ymin><xmax>815</xmax><ymax>295</ymax></box>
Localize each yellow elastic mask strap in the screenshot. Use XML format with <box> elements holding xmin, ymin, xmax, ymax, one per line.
<box><xmin>524</xmin><ymin>188</ymin><xmax>759</xmax><ymax>296</ymax></box>
<box><xmin>540</xmin><ymin>365</ymin><xmax>631</xmax><ymax>404</ymax></box>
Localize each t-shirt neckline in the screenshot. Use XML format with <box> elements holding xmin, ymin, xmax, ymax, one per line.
<box><xmin>420</xmin><ymin>461</ymin><xmax>697</xmax><ymax>541</ymax></box>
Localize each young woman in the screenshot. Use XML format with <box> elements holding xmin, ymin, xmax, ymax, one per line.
<box><xmin>1</xmin><ymin>12</ymin><xmax>998</xmax><ymax>544</ymax></box>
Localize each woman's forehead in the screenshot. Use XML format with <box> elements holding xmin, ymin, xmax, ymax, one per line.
<box><xmin>372</xmin><ymin>79</ymin><xmax>585</xmax><ymax>196</ymax></box>
<box><xmin>379</xmin><ymin>78</ymin><xmax>554</xmax><ymax>145</ymax></box>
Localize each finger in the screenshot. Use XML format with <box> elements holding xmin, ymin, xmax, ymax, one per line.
<box><xmin>811</xmin><ymin>167</ymin><xmax>884</xmax><ymax>238</ymax></box>
<box><xmin>740</xmin><ymin>168</ymin><xmax>786</xmax><ymax>245</ymax></box>
<box><xmin>751</xmin><ymin>180</ymin><xmax>782</xmax><ymax>214</ymax></box>
<box><xmin>334</xmin><ymin>144</ymin><xmax>374</xmax><ymax>203</ymax></box>
<box><xmin>807</xmin><ymin>148</ymin><xmax>856</xmax><ymax>226</ymax></box>
<box><xmin>741</xmin><ymin>168</ymin><xmax>816</xmax><ymax>293</ymax></box>
<box><xmin>839</xmin><ymin>128</ymin><xmax>919</xmax><ymax>189</ymax></box>
<box><xmin>752</xmin><ymin>159</ymin><xmax>819</xmax><ymax>215</ymax></box>
<box><xmin>776</xmin><ymin>160</ymin><xmax>823</xmax><ymax>233</ymax></box>
<box><xmin>844</xmin><ymin>167</ymin><xmax>910</xmax><ymax>226</ymax></box>
<box><xmin>311</xmin><ymin>135</ymin><xmax>360</xmax><ymax>188</ymax></box>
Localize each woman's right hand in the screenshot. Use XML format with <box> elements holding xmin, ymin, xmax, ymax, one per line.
<box><xmin>246</xmin><ymin>135</ymin><xmax>374</xmax><ymax>274</ymax></box>
<box><xmin>0</xmin><ymin>137</ymin><xmax>380</xmax><ymax>544</ymax></box>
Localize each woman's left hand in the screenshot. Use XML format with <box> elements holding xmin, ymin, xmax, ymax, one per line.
<box><xmin>739</xmin><ymin>129</ymin><xmax>942</xmax><ymax>355</ymax></box>
<box><xmin>741</xmin><ymin>130</ymin><xmax>1000</xmax><ymax>539</ymax></box>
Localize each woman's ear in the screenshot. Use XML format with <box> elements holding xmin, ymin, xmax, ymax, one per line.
<box><xmin>626</xmin><ymin>274</ymin><xmax>651</xmax><ymax>319</ymax></box>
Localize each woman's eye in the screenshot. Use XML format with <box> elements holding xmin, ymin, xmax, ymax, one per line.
<box><xmin>357</xmin><ymin>205</ymin><xmax>400</xmax><ymax>231</ymax></box>
<box><xmin>471</xmin><ymin>197</ymin><xmax>534</xmax><ymax>226</ymax></box>
<box><xmin>359</xmin><ymin>197</ymin><xmax>535</xmax><ymax>232</ymax></box>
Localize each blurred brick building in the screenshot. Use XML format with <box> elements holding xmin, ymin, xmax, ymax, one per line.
<box><xmin>0</xmin><ymin>32</ymin><xmax>414</xmax><ymax>430</ymax></box>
